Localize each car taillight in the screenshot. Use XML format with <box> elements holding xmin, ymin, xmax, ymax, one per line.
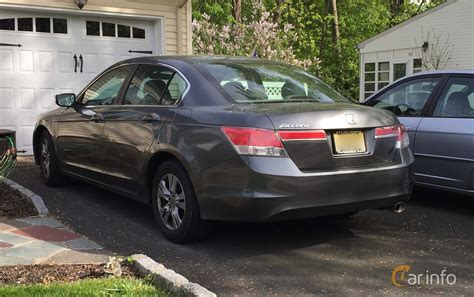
<box><xmin>375</xmin><ymin>124</ymin><xmax>409</xmax><ymax>149</ymax></box>
<box><xmin>277</xmin><ymin>130</ymin><xmax>327</xmax><ymax>141</ymax></box>
<box><xmin>221</xmin><ymin>126</ymin><xmax>287</xmax><ymax>157</ymax></box>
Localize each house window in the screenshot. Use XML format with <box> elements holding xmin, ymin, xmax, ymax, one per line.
<box><xmin>364</xmin><ymin>63</ymin><xmax>376</xmax><ymax>99</ymax></box>
<box><xmin>378</xmin><ymin>62</ymin><xmax>390</xmax><ymax>89</ymax></box>
<box><xmin>133</xmin><ymin>27</ymin><xmax>145</xmax><ymax>39</ymax></box>
<box><xmin>35</xmin><ymin>17</ymin><xmax>51</xmax><ymax>33</ymax></box>
<box><xmin>18</xmin><ymin>18</ymin><xmax>33</xmax><ymax>31</ymax></box>
<box><xmin>413</xmin><ymin>58</ymin><xmax>422</xmax><ymax>73</ymax></box>
<box><xmin>53</xmin><ymin>18</ymin><xmax>68</xmax><ymax>34</ymax></box>
<box><xmin>393</xmin><ymin>63</ymin><xmax>407</xmax><ymax>81</ymax></box>
<box><xmin>118</xmin><ymin>24</ymin><xmax>131</xmax><ymax>38</ymax></box>
<box><xmin>0</xmin><ymin>18</ymin><xmax>15</xmax><ymax>30</ymax></box>
<box><xmin>364</xmin><ymin>62</ymin><xmax>391</xmax><ymax>98</ymax></box>
<box><xmin>86</xmin><ymin>21</ymin><xmax>100</xmax><ymax>36</ymax></box>
<box><xmin>102</xmin><ymin>22</ymin><xmax>116</xmax><ymax>37</ymax></box>
<box><xmin>86</xmin><ymin>21</ymin><xmax>145</xmax><ymax>39</ymax></box>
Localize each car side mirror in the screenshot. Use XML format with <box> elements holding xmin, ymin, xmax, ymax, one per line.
<box><xmin>55</xmin><ymin>93</ymin><xmax>76</xmax><ymax>107</ymax></box>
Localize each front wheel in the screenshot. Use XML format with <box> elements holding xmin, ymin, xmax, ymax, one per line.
<box><xmin>151</xmin><ymin>160</ymin><xmax>209</xmax><ymax>243</ymax></box>
<box><xmin>39</xmin><ymin>131</ymin><xmax>67</xmax><ymax>186</ymax></box>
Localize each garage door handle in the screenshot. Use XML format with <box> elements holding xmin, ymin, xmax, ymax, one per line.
<box><xmin>73</xmin><ymin>54</ymin><xmax>78</xmax><ymax>73</ymax></box>
<box><xmin>0</xmin><ymin>43</ymin><xmax>22</xmax><ymax>47</ymax></box>
<box><xmin>79</xmin><ymin>55</ymin><xmax>83</xmax><ymax>73</ymax></box>
<box><xmin>142</xmin><ymin>113</ymin><xmax>160</xmax><ymax>122</ymax></box>
<box><xmin>90</xmin><ymin>113</ymin><xmax>105</xmax><ymax>122</ymax></box>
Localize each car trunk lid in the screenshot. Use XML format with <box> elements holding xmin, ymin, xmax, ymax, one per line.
<box><xmin>232</xmin><ymin>102</ymin><xmax>402</xmax><ymax>172</ymax></box>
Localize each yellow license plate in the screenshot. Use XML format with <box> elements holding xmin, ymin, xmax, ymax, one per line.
<box><xmin>333</xmin><ymin>130</ymin><xmax>366</xmax><ymax>154</ymax></box>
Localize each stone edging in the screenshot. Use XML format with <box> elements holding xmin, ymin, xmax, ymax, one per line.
<box><xmin>130</xmin><ymin>254</ymin><xmax>216</xmax><ymax>297</ymax></box>
<box><xmin>3</xmin><ymin>178</ymin><xmax>49</xmax><ymax>216</ymax></box>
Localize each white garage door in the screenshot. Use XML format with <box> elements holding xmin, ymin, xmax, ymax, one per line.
<box><xmin>0</xmin><ymin>9</ymin><xmax>159</xmax><ymax>154</ymax></box>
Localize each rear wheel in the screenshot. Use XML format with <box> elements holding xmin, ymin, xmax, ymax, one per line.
<box><xmin>151</xmin><ymin>160</ymin><xmax>209</xmax><ymax>243</ymax></box>
<box><xmin>39</xmin><ymin>131</ymin><xmax>67</xmax><ymax>186</ymax></box>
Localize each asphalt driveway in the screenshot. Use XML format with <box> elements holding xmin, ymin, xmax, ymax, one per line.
<box><xmin>10</xmin><ymin>159</ymin><xmax>474</xmax><ymax>296</ymax></box>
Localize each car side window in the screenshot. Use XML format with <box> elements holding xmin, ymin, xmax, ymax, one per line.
<box><xmin>82</xmin><ymin>66</ymin><xmax>132</xmax><ymax>106</ymax></box>
<box><xmin>370</xmin><ymin>77</ymin><xmax>441</xmax><ymax>117</ymax></box>
<box><xmin>163</xmin><ymin>73</ymin><xmax>187</xmax><ymax>105</ymax></box>
<box><xmin>123</xmin><ymin>64</ymin><xmax>187</xmax><ymax>106</ymax></box>
<box><xmin>433</xmin><ymin>76</ymin><xmax>474</xmax><ymax>118</ymax></box>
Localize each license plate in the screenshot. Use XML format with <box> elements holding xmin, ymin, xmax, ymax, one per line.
<box><xmin>333</xmin><ymin>130</ymin><xmax>366</xmax><ymax>154</ymax></box>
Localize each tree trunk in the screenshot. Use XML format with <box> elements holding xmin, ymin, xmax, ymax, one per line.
<box><xmin>233</xmin><ymin>0</ymin><xmax>241</xmax><ymax>23</ymax></box>
<box><xmin>330</xmin><ymin>0</ymin><xmax>341</xmax><ymax>59</ymax></box>
<box><xmin>330</xmin><ymin>0</ymin><xmax>342</xmax><ymax>85</ymax></box>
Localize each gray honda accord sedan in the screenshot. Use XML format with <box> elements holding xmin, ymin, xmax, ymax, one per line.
<box><xmin>33</xmin><ymin>56</ymin><xmax>414</xmax><ymax>242</ymax></box>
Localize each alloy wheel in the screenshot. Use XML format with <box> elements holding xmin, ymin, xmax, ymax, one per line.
<box><xmin>157</xmin><ymin>173</ymin><xmax>186</xmax><ymax>230</ymax></box>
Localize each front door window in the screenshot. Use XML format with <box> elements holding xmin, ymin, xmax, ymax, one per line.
<box><xmin>82</xmin><ymin>66</ymin><xmax>132</xmax><ymax>106</ymax></box>
<box><xmin>371</xmin><ymin>77</ymin><xmax>441</xmax><ymax>116</ymax></box>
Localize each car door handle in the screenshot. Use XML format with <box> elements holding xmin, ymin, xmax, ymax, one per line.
<box><xmin>405</xmin><ymin>126</ymin><xmax>412</xmax><ymax>131</ymax></box>
<box><xmin>90</xmin><ymin>113</ymin><xmax>105</xmax><ymax>122</ymax></box>
<box><xmin>142</xmin><ymin>113</ymin><xmax>160</xmax><ymax>122</ymax></box>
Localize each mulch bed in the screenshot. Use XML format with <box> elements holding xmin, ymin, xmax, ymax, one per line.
<box><xmin>0</xmin><ymin>263</ymin><xmax>138</xmax><ymax>285</ymax></box>
<box><xmin>0</xmin><ymin>182</ymin><xmax>37</xmax><ymax>218</ymax></box>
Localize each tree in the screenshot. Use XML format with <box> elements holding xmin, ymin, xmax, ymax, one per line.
<box><xmin>192</xmin><ymin>0</ymin><xmax>318</xmax><ymax>70</ymax></box>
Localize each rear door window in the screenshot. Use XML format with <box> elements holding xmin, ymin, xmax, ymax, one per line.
<box><xmin>370</xmin><ymin>77</ymin><xmax>441</xmax><ymax>116</ymax></box>
<box><xmin>123</xmin><ymin>64</ymin><xmax>187</xmax><ymax>106</ymax></box>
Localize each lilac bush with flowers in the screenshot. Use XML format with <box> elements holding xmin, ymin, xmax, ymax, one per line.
<box><xmin>192</xmin><ymin>0</ymin><xmax>319</xmax><ymax>70</ymax></box>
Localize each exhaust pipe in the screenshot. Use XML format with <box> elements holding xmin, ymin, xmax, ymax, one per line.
<box><xmin>393</xmin><ymin>202</ymin><xmax>406</xmax><ymax>213</ymax></box>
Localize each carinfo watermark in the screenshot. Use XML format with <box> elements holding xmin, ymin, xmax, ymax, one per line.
<box><xmin>391</xmin><ymin>265</ymin><xmax>457</xmax><ymax>287</ymax></box>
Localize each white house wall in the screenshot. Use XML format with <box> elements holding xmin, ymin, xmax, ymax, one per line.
<box><xmin>359</xmin><ymin>0</ymin><xmax>474</xmax><ymax>101</ymax></box>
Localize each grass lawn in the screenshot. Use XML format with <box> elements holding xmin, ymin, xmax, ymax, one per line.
<box><xmin>0</xmin><ymin>276</ymin><xmax>171</xmax><ymax>296</ymax></box>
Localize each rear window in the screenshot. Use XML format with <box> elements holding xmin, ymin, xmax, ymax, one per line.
<box><xmin>199</xmin><ymin>61</ymin><xmax>348</xmax><ymax>104</ymax></box>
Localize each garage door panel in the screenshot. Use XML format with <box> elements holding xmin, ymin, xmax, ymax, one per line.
<box><xmin>19</xmin><ymin>88</ymin><xmax>36</xmax><ymax>109</ymax></box>
<box><xmin>101</xmin><ymin>54</ymin><xmax>116</xmax><ymax>70</ymax></box>
<box><xmin>58</xmin><ymin>51</ymin><xmax>75</xmax><ymax>73</ymax></box>
<box><xmin>83</xmin><ymin>53</ymin><xmax>99</xmax><ymax>74</ymax></box>
<box><xmin>20</xmin><ymin>125</ymin><xmax>35</xmax><ymax>151</ymax></box>
<box><xmin>0</xmin><ymin>49</ymin><xmax>14</xmax><ymax>71</ymax></box>
<box><xmin>39</xmin><ymin>88</ymin><xmax>55</xmax><ymax>109</ymax></box>
<box><xmin>38</xmin><ymin>51</ymin><xmax>54</xmax><ymax>73</ymax></box>
<box><xmin>18</xmin><ymin>50</ymin><xmax>34</xmax><ymax>72</ymax></box>
<box><xmin>0</xmin><ymin>88</ymin><xmax>15</xmax><ymax>109</ymax></box>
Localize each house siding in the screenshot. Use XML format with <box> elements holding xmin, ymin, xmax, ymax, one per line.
<box><xmin>358</xmin><ymin>0</ymin><xmax>474</xmax><ymax>101</ymax></box>
<box><xmin>0</xmin><ymin>0</ymin><xmax>192</xmax><ymax>55</ymax></box>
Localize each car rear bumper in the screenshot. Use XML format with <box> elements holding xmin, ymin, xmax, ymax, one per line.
<box><xmin>195</xmin><ymin>154</ymin><xmax>415</xmax><ymax>221</ymax></box>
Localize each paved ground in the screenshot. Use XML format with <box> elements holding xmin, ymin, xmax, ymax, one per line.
<box><xmin>10</xmin><ymin>159</ymin><xmax>474</xmax><ymax>296</ymax></box>
<box><xmin>0</xmin><ymin>216</ymin><xmax>112</xmax><ymax>266</ymax></box>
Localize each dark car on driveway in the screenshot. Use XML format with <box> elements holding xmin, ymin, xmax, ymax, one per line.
<box><xmin>33</xmin><ymin>56</ymin><xmax>414</xmax><ymax>242</ymax></box>
<box><xmin>364</xmin><ymin>70</ymin><xmax>474</xmax><ymax>196</ymax></box>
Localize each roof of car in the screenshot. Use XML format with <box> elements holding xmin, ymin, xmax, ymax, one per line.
<box><xmin>407</xmin><ymin>69</ymin><xmax>474</xmax><ymax>76</ymax></box>
<box><xmin>118</xmin><ymin>55</ymin><xmax>292</xmax><ymax>66</ymax></box>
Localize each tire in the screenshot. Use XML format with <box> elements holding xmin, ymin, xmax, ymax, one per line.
<box><xmin>151</xmin><ymin>160</ymin><xmax>209</xmax><ymax>243</ymax></box>
<box><xmin>38</xmin><ymin>131</ymin><xmax>68</xmax><ymax>187</ymax></box>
